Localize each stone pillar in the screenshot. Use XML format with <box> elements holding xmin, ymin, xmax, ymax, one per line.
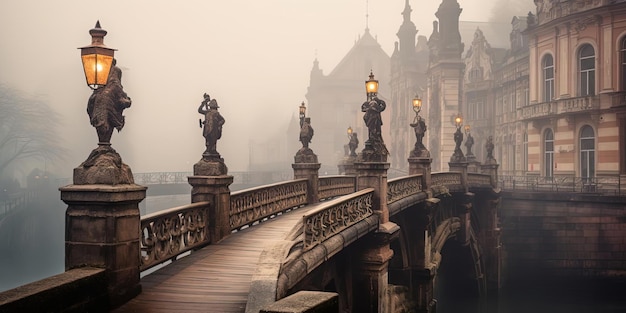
<box><xmin>355</xmin><ymin>162</ymin><xmax>390</xmax><ymax>222</ymax></box>
<box><xmin>449</xmin><ymin>160</ymin><xmax>469</xmax><ymax>192</ymax></box>
<box><xmin>188</xmin><ymin>175</ymin><xmax>233</xmax><ymax>244</ymax></box>
<box><xmin>353</xmin><ymin>223</ymin><xmax>399</xmax><ymax>313</ymax></box>
<box><xmin>456</xmin><ymin>192</ymin><xmax>474</xmax><ymax>247</ymax></box>
<box><xmin>292</xmin><ymin>162</ymin><xmax>321</xmax><ymax>204</ymax></box>
<box><xmin>338</xmin><ymin>156</ymin><xmax>357</xmax><ymax>176</ymax></box>
<box><xmin>483</xmin><ymin>195</ymin><xmax>502</xmax><ymax>292</ymax></box>
<box><xmin>481</xmin><ymin>161</ymin><xmax>499</xmax><ymax>189</ymax></box>
<box><xmin>413</xmin><ymin>268</ymin><xmax>437</xmax><ymax>313</ymax></box>
<box><xmin>409</xmin><ymin>157</ymin><xmax>432</xmax><ymax>194</ymax></box>
<box><xmin>60</xmin><ymin>184</ymin><xmax>146</xmax><ymax>308</ymax></box>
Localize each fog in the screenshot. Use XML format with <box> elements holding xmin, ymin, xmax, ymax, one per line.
<box><xmin>0</xmin><ymin>0</ymin><xmax>533</xmax><ymax>175</ymax></box>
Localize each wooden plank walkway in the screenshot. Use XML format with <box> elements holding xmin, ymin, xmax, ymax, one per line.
<box><xmin>113</xmin><ymin>206</ymin><xmax>311</xmax><ymax>313</ymax></box>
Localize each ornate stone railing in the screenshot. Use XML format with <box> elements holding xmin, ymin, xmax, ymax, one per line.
<box><xmin>302</xmin><ymin>188</ymin><xmax>374</xmax><ymax>251</ymax></box>
<box><xmin>318</xmin><ymin>176</ymin><xmax>356</xmax><ymax>200</ymax></box>
<box><xmin>230</xmin><ymin>179</ymin><xmax>308</xmax><ymax>230</ymax></box>
<box><xmin>558</xmin><ymin>95</ymin><xmax>599</xmax><ymax>114</ymax></box>
<box><xmin>387</xmin><ymin>174</ymin><xmax>423</xmax><ymax>204</ymax></box>
<box><xmin>431</xmin><ymin>172</ymin><xmax>462</xmax><ymax>195</ymax></box>
<box><xmin>140</xmin><ymin>201</ymin><xmax>210</xmax><ymax>271</ymax></box>
<box><xmin>467</xmin><ymin>173</ymin><xmax>493</xmax><ymax>189</ymax></box>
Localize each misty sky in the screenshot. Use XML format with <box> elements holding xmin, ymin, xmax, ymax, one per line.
<box><xmin>0</xmin><ymin>0</ymin><xmax>533</xmax><ymax>174</ymax></box>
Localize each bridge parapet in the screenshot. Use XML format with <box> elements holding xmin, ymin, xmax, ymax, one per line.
<box><xmin>303</xmin><ymin>188</ymin><xmax>374</xmax><ymax>251</ymax></box>
<box><xmin>230</xmin><ymin>179</ymin><xmax>308</xmax><ymax>231</ymax></box>
<box><xmin>467</xmin><ymin>173</ymin><xmax>493</xmax><ymax>189</ymax></box>
<box><xmin>318</xmin><ymin>175</ymin><xmax>357</xmax><ymax>200</ymax></box>
<box><xmin>139</xmin><ymin>201</ymin><xmax>211</xmax><ymax>271</ymax></box>
<box><xmin>431</xmin><ymin>172</ymin><xmax>462</xmax><ymax>195</ymax></box>
<box><xmin>387</xmin><ymin>174</ymin><xmax>423</xmax><ymax>204</ymax></box>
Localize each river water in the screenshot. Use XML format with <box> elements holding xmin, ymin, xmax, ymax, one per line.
<box><xmin>2</xmin><ymin>193</ymin><xmax>625</xmax><ymax>313</ymax></box>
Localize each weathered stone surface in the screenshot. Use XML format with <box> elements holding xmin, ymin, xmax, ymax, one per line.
<box><xmin>260</xmin><ymin>291</ymin><xmax>338</xmax><ymax>313</ymax></box>
<box><xmin>73</xmin><ymin>146</ymin><xmax>134</xmax><ymax>185</ymax></box>
<box><xmin>193</xmin><ymin>158</ymin><xmax>228</xmax><ymax>176</ymax></box>
<box><xmin>294</xmin><ymin>147</ymin><xmax>318</xmax><ymax>164</ymax></box>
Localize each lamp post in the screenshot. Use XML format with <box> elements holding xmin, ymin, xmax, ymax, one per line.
<box><xmin>451</xmin><ymin>113</ymin><xmax>465</xmax><ymax>162</ymax></box>
<box><xmin>299</xmin><ymin>101</ymin><xmax>307</xmax><ymax>127</ymax></box>
<box><xmin>410</xmin><ymin>94</ymin><xmax>428</xmax><ymax>158</ymax></box>
<box><xmin>360</xmin><ymin>70</ymin><xmax>387</xmax><ymax>161</ymax></box>
<box><xmin>78</xmin><ymin>21</ymin><xmax>116</xmax><ymax>90</ymax></box>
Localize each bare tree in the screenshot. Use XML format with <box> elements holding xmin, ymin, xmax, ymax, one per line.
<box><xmin>0</xmin><ymin>84</ymin><xmax>65</xmax><ymax>181</ymax></box>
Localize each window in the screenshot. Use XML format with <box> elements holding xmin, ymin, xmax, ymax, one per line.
<box><xmin>543</xmin><ymin>54</ymin><xmax>554</xmax><ymax>102</ymax></box>
<box><xmin>579</xmin><ymin>44</ymin><xmax>595</xmax><ymax>96</ymax></box>
<box><xmin>523</xmin><ymin>132</ymin><xmax>528</xmax><ymax>172</ymax></box>
<box><xmin>580</xmin><ymin>125</ymin><xmax>595</xmax><ymax>181</ymax></box>
<box><xmin>544</xmin><ymin>129</ymin><xmax>554</xmax><ymax>178</ymax></box>
<box><xmin>621</xmin><ymin>37</ymin><xmax>626</xmax><ymax>91</ymax></box>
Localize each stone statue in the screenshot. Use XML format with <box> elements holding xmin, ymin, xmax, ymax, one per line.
<box><xmin>299</xmin><ymin>117</ymin><xmax>314</xmax><ymax>148</ymax></box>
<box><xmin>450</xmin><ymin>126</ymin><xmax>465</xmax><ymax>162</ymax></box>
<box><xmin>465</xmin><ymin>132</ymin><xmax>475</xmax><ymax>157</ymax></box>
<box><xmin>198</xmin><ymin>93</ymin><xmax>225</xmax><ymax>157</ymax></box>
<box><xmin>76</xmin><ymin>59</ymin><xmax>134</xmax><ymax>185</ymax></box>
<box><xmin>410</xmin><ymin>115</ymin><xmax>428</xmax><ymax>157</ymax></box>
<box><xmin>348</xmin><ymin>132</ymin><xmax>359</xmax><ymax>157</ymax></box>
<box><xmin>361</xmin><ymin>99</ymin><xmax>386</xmax><ymax>145</ymax></box>
<box><xmin>486</xmin><ymin>135</ymin><xmax>495</xmax><ymax>160</ymax></box>
<box><xmin>87</xmin><ymin>59</ymin><xmax>131</xmax><ymax>144</ymax></box>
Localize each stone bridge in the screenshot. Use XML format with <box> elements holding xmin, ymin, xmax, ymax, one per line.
<box><xmin>0</xmin><ymin>153</ymin><xmax>501</xmax><ymax>313</ymax></box>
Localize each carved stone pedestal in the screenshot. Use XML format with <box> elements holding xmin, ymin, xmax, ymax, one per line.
<box><xmin>188</xmin><ymin>174</ymin><xmax>233</xmax><ymax>244</ymax></box>
<box><xmin>409</xmin><ymin>157</ymin><xmax>432</xmax><ymax>193</ymax></box>
<box><xmin>449</xmin><ymin>161</ymin><xmax>469</xmax><ymax>192</ymax></box>
<box><xmin>355</xmin><ymin>162</ymin><xmax>390</xmax><ymax>222</ymax></box>
<box><xmin>60</xmin><ymin>184</ymin><xmax>146</xmax><ymax>308</ymax></box>
<box><xmin>338</xmin><ymin>156</ymin><xmax>356</xmax><ymax>175</ymax></box>
<box><xmin>481</xmin><ymin>161</ymin><xmax>499</xmax><ymax>189</ymax></box>
<box><xmin>292</xmin><ymin>162</ymin><xmax>321</xmax><ymax>204</ymax></box>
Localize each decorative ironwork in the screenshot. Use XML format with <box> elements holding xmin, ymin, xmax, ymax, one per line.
<box><xmin>318</xmin><ymin>176</ymin><xmax>356</xmax><ymax>200</ymax></box>
<box><xmin>230</xmin><ymin>179</ymin><xmax>308</xmax><ymax>230</ymax></box>
<box><xmin>140</xmin><ymin>201</ymin><xmax>210</xmax><ymax>271</ymax></box>
<box><xmin>303</xmin><ymin>189</ymin><xmax>374</xmax><ymax>251</ymax></box>
<box><xmin>387</xmin><ymin>175</ymin><xmax>423</xmax><ymax>204</ymax></box>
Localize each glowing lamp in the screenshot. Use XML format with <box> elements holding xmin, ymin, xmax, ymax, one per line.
<box><xmin>79</xmin><ymin>21</ymin><xmax>116</xmax><ymax>89</ymax></box>
<box><xmin>464</xmin><ymin>124</ymin><xmax>471</xmax><ymax>133</ymax></box>
<box><xmin>412</xmin><ymin>95</ymin><xmax>422</xmax><ymax>113</ymax></box>
<box><xmin>455</xmin><ymin>115</ymin><xmax>463</xmax><ymax>128</ymax></box>
<box><xmin>365</xmin><ymin>70</ymin><xmax>379</xmax><ymax>96</ymax></box>
<box><xmin>347</xmin><ymin>126</ymin><xmax>353</xmax><ymax>136</ymax></box>
<box><xmin>299</xmin><ymin>101</ymin><xmax>306</xmax><ymax>119</ymax></box>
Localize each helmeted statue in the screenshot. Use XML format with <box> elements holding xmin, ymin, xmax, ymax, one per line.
<box><xmin>198</xmin><ymin>93</ymin><xmax>225</xmax><ymax>157</ymax></box>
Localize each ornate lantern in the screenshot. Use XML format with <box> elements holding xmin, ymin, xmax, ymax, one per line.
<box><xmin>412</xmin><ymin>94</ymin><xmax>422</xmax><ymax>114</ymax></box>
<box><xmin>365</xmin><ymin>70</ymin><xmax>379</xmax><ymax>99</ymax></box>
<box><xmin>78</xmin><ymin>21</ymin><xmax>116</xmax><ymax>89</ymax></box>
<box><xmin>455</xmin><ymin>114</ymin><xmax>463</xmax><ymax>129</ymax></box>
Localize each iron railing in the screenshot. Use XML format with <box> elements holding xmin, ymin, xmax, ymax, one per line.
<box><xmin>499</xmin><ymin>175</ymin><xmax>624</xmax><ymax>195</ymax></box>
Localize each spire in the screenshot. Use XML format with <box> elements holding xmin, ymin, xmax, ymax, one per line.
<box><xmin>402</xmin><ymin>0</ymin><xmax>411</xmax><ymax>22</ymax></box>
<box><xmin>396</xmin><ymin>0</ymin><xmax>417</xmax><ymax>61</ymax></box>
<box><xmin>365</xmin><ymin>0</ymin><xmax>370</xmax><ymax>32</ymax></box>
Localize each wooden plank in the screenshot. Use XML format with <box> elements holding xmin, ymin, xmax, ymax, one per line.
<box><xmin>113</xmin><ymin>206</ymin><xmax>309</xmax><ymax>313</ymax></box>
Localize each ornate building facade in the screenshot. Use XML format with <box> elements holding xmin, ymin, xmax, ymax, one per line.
<box><xmin>523</xmin><ymin>0</ymin><xmax>626</xmax><ymax>179</ymax></box>
<box><xmin>427</xmin><ymin>0</ymin><xmax>465</xmax><ymax>172</ymax></box>
<box><xmin>389</xmin><ymin>0</ymin><xmax>429</xmax><ymax>173</ymax></box>
<box><xmin>306</xmin><ymin>28</ymin><xmax>390</xmax><ymax>169</ymax></box>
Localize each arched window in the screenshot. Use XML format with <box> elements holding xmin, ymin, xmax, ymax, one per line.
<box><xmin>580</xmin><ymin>125</ymin><xmax>595</xmax><ymax>182</ymax></box>
<box><xmin>544</xmin><ymin>129</ymin><xmax>554</xmax><ymax>178</ymax></box>
<box><xmin>621</xmin><ymin>37</ymin><xmax>626</xmax><ymax>91</ymax></box>
<box><xmin>543</xmin><ymin>54</ymin><xmax>555</xmax><ymax>102</ymax></box>
<box><xmin>579</xmin><ymin>44</ymin><xmax>595</xmax><ymax>96</ymax></box>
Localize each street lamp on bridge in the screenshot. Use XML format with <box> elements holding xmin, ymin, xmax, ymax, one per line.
<box><xmin>78</xmin><ymin>21</ymin><xmax>116</xmax><ymax>90</ymax></box>
<box><xmin>299</xmin><ymin>101</ymin><xmax>307</xmax><ymax>127</ymax></box>
<box><xmin>451</xmin><ymin>113</ymin><xmax>465</xmax><ymax>162</ymax></box>
<box><xmin>410</xmin><ymin>94</ymin><xmax>428</xmax><ymax>158</ymax></box>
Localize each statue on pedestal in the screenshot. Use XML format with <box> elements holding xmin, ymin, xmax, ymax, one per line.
<box><xmin>194</xmin><ymin>93</ymin><xmax>228</xmax><ymax>176</ymax></box>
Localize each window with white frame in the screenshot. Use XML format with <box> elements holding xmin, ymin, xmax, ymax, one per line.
<box><xmin>544</xmin><ymin>129</ymin><xmax>554</xmax><ymax>178</ymax></box>
<box><xmin>580</xmin><ymin>125</ymin><xmax>595</xmax><ymax>181</ymax></box>
<box><xmin>579</xmin><ymin>44</ymin><xmax>595</xmax><ymax>96</ymax></box>
<box><xmin>543</xmin><ymin>54</ymin><xmax>554</xmax><ymax>102</ymax></box>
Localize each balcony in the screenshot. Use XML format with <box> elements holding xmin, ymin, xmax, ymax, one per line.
<box><xmin>519</xmin><ymin>95</ymin><xmax>600</xmax><ymax>121</ymax></box>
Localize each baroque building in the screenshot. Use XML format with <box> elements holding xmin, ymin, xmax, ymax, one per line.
<box><xmin>523</xmin><ymin>0</ymin><xmax>626</xmax><ymax>180</ymax></box>
<box><xmin>427</xmin><ymin>0</ymin><xmax>465</xmax><ymax>172</ymax></box>
<box><xmin>389</xmin><ymin>0</ymin><xmax>429</xmax><ymax>173</ymax></box>
<box><xmin>306</xmin><ymin>28</ymin><xmax>390</xmax><ymax>170</ymax></box>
